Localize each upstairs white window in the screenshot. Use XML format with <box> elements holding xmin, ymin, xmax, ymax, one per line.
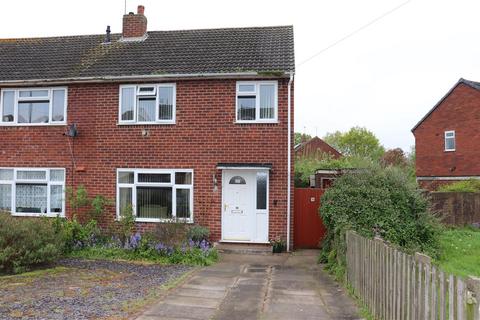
<box><xmin>236</xmin><ymin>81</ymin><xmax>278</xmax><ymax>123</ymax></box>
<box><xmin>117</xmin><ymin>169</ymin><xmax>193</xmax><ymax>222</ymax></box>
<box><xmin>119</xmin><ymin>84</ymin><xmax>176</xmax><ymax>124</ymax></box>
<box><xmin>0</xmin><ymin>88</ymin><xmax>67</xmax><ymax>125</ymax></box>
<box><xmin>445</xmin><ymin>131</ymin><xmax>455</xmax><ymax>151</ymax></box>
<box><xmin>0</xmin><ymin>168</ymin><xmax>65</xmax><ymax>217</ymax></box>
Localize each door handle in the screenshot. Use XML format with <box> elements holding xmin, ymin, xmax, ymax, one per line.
<box><xmin>224</xmin><ymin>203</ymin><xmax>228</xmax><ymax>211</ymax></box>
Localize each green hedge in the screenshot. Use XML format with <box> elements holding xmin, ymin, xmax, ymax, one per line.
<box><xmin>0</xmin><ymin>213</ymin><xmax>64</xmax><ymax>274</ymax></box>
<box><xmin>437</xmin><ymin>179</ymin><xmax>480</xmax><ymax>192</ymax></box>
<box><xmin>319</xmin><ymin>165</ymin><xmax>441</xmax><ymax>279</ymax></box>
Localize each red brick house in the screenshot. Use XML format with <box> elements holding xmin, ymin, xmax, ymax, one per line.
<box><xmin>294</xmin><ymin>136</ymin><xmax>342</xmax><ymax>159</ymax></box>
<box><xmin>0</xmin><ymin>7</ymin><xmax>295</xmax><ymax>248</ymax></box>
<box><xmin>412</xmin><ymin>78</ymin><xmax>480</xmax><ymax>190</ymax></box>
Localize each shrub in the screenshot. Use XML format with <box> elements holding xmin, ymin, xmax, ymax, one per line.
<box><xmin>53</xmin><ymin>217</ymin><xmax>101</xmax><ymax>252</ymax></box>
<box><xmin>295</xmin><ymin>154</ymin><xmax>373</xmax><ymax>187</ymax></box>
<box><xmin>0</xmin><ymin>213</ymin><xmax>64</xmax><ymax>274</ymax></box>
<box><xmin>320</xmin><ymin>165</ymin><xmax>441</xmax><ymax>279</ymax></box>
<box><xmin>68</xmin><ymin>230</ymin><xmax>218</xmax><ymax>266</ymax></box>
<box><xmin>66</xmin><ymin>185</ymin><xmax>112</xmax><ymax>223</ymax></box>
<box><xmin>437</xmin><ymin>179</ymin><xmax>480</xmax><ymax>192</ymax></box>
<box><xmin>147</xmin><ymin>220</ymin><xmax>189</xmax><ymax>248</ymax></box>
<box><xmin>112</xmin><ymin>204</ymin><xmax>136</xmax><ymax>246</ymax></box>
<box><xmin>187</xmin><ymin>225</ymin><xmax>210</xmax><ymax>242</ymax></box>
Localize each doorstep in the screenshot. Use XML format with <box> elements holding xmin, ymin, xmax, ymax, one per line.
<box><xmin>214</xmin><ymin>242</ymin><xmax>273</xmax><ymax>255</ymax></box>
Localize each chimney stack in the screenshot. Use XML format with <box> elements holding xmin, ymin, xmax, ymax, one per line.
<box><xmin>122</xmin><ymin>5</ymin><xmax>147</xmax><ymax>40</ymax></box>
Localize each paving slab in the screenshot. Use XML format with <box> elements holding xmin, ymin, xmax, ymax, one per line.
<box><xmin>139</xmin><ymin>303</ymin><xmax>216</xmax><ymax>320</ymax></box>
<box><xmin>136</xmin><ymin>250</ymin><xmax>361</xmax><ymax>320</ymax></box>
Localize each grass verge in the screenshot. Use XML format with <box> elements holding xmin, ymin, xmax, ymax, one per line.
<box><xmin>436</xmin><ymin>227</ymin><xmax>480</xmax><ymax>278</ymax></box>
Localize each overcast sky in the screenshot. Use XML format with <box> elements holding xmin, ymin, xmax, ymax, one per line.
<box><xmin>1</xmin><ymin>0</ymin><xmax>479</xmax><ymax>151</ymax></box>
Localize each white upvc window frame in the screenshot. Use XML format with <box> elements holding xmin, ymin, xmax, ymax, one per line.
<box><xmin>116</xmin><ymin>168</ymin><xmax>193</xmax><ymax>223</ymax></box>
<box><xmin>0</xmin><ymin>167</ymin><xmax>66</xmax><ymax>217</ymax></box>
<box><xmin>444</xmin><ymin>130</ymin><xmax>456</xmax><ymax>152</ymax></box>
<box><xmin>236</xmin><ymin>81</ymin><xmax>278</xmax><ymax>124</ymax></box>
<box><xmin>0</xmin><ymin>87</ymin><xmax>68</xmax><ymax>126</ymax></box>
<box><xmin>118</xmin><ymin>83</ymin><xmax>176</xmax><ymax>125</ymax></box>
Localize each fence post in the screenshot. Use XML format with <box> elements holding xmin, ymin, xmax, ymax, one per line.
<box><xmin>466</xmin><ymin>276</ymin><xmax>480</xmax><ymax>320</ymax></box>
<box><xmin>415</xmin><ymin>252</ymin><xmax>432</xmax><ymax>320</ymax></box>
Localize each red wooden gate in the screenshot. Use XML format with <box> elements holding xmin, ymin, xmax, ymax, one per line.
<box><xmin>294</xmin><ymin>188</ymin><xmax>327</xmax><ymax>249</ymax></box>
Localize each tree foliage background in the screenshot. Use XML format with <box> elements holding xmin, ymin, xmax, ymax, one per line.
<box><xmin>323</xmin><ymin>126</ymin><xmax>385</xmax><ymax>160</ymax></box>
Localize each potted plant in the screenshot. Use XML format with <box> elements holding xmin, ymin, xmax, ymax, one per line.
<box><xmin>270</xmin><ymin>237</ymin><xmax>286</xmax><ymax>253</ymax></box>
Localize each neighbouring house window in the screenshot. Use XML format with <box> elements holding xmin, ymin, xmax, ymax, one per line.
<box><xmin>117</xmin><ymin>169</ymin><xmax>193</xmax><ymax>222</ymax></box>
<box><xmin>256</xmin><ymin>172</ymin><xmax>268</xmax><ymax>210</ymax></box>
<box><xmin>0</xmin><ymin>168</ymin><xmax>65</xmax><ymax>216</ymax></box>
<box><xmin>0</xmin><ymin>88</ymin><xmax>67</xmax><ymax>125</ymax></box>
<box><xmin>445</xmin><ymin>131</ymin><xmax>455</xmax><ymax>151</ymax></box>
<box><xmin>236</xmin><ymin>81</ymin><xmax>278</xmax><ymax>123</ymax></box>
<box><xmin>119</xmin><ymin>84</ymin><xmax>176</xmax><ymax>124</ymax></box>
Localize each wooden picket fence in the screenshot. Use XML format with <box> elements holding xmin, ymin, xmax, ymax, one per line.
<box><xmin>346</xmin><ymin>231</ymin><xmax>480</xmax><ymax>320</ymax></box>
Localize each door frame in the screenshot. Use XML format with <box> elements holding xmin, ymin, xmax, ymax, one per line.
<box><xmin>220</xmin><ymin>168</ymin><xmax>269</xmax><ymax>243</ymax></box>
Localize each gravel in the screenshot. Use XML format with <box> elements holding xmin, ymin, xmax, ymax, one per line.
<box><xmin>0</xmin><ymin>259</ymin><xmax>193</xmax><ymax>320</ymax></box>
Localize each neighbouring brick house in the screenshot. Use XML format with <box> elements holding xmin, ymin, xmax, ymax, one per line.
<box><xmin>294</xmin><ymin>136</ymin><xmax>342</xmax><ymax>159</ymax></box>
<box><xmin>0</xmin><ymin>6</ymin><xmax>296</xmax><ymax>248</ymax></box>
<box><xmin>412</xmin><ymin>78</ymin><xmax>480</xmax><ymax>190</ymax></box>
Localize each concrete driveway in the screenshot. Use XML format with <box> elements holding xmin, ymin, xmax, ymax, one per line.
<box><xmin>137</xmin><ymin>250</ymin><xmax>360</xmax><ymax>320</ymax></box>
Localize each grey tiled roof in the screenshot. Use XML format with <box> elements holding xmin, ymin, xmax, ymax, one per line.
<box><xmin>0</xmin><ymin>26</ymin><xmax>294</xmax><ymax>82</ymax></box>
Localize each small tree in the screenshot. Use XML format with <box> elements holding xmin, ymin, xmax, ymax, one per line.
<box><xmin>294</xmin><ymin>132</ymin><xmax>312</xmax><ymax>145</ymax></box>
<box><xmin>323</xmin><ymin>127</ymin><xmax>385</xmax><ymax>160</ymax></box>
<box><xmin>381</xmin><ymin>148</ymin><xmax>407</xmax><ymax>167</ymax></box>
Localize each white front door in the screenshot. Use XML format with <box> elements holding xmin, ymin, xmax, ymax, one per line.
<box><xmin>222</xmin><ymin>170</ymin><xmax>256</xmax><ymax>241</ymax></box>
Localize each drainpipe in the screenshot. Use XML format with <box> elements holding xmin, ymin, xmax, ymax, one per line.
<box><xmin>287</xmin><ymin>72</ymin><xmax>294</xmax><ymax>252</ymax></box>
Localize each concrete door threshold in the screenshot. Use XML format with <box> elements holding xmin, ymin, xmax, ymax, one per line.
<box><xmin>214</xmin><ymin>242</ymin><xmax>273</xmax><ymax>255</ymax></box>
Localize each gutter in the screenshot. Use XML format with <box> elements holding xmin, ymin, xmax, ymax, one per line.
<box><xmin>0</xmin><ymin>72</ymin><xmax>290</xmax><ymax>86</ymax></box>
<box><xmin>287</xmin><ymin>72</ymin><xmax>294</xmax><ymax>251</ymax></box>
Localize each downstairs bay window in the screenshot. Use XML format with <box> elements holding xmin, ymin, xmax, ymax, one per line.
<box><xmin>0</xmin><ymin>168</ymin><xmax>65</xmax><ymax>217</ymax></box>
<box><xmin>117</xmin><ymin>169</ymin><xmax>193</xmax><ymax>222</ymax></box>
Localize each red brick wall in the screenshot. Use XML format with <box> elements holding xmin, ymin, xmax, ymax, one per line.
<box><xmin>0</xmin><ymin>78</ymin><xmax>293</xmax><ymax>243</ymax></box>
<box><xmin>414</xmin><ymin>83</ymin><xmax>480</xmax><ymax>188</ymax></box>
<box><xmin>122</xmin><ymin>8</ymin><xmax>147</xmax><ymax>39</ymax></box>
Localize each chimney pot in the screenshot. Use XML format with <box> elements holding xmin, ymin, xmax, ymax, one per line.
<box><xmin>104</xmin><ymin>25</ymin><xmax>111</xmax><ymax>43</ymax></box>
<box><xmin>137</xmin><ymin>5</ymin><xmax>145</xmax><ymax>15</ymax></box>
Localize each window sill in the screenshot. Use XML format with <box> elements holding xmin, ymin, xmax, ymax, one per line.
<box><xmin>134</xmin><ymin>217</ymin><xmax>193</xmax><ymax>223</ymax></box>
<box><xmin>0</xmin><ymin>123</ymin><xmax>67</xmax><ymax>127</ymax></box>
<box><xmin>11</xmin><ymin>212</ymin><xmax>65</xmax><ymax>218</ymax></box>
<box><xmin>235</xmin><ymin>120</ymin><xmax>279</xmax><ymax>125</ymax></box>
<box><xmin>444</xmin><ymin>149</ymin><xmax>456</xmax><ymax>152</ymax></box>
<box><xmin>117</xmin><ymin>122</ymin><xmax>176</xmax><ymax>126</ymax></box>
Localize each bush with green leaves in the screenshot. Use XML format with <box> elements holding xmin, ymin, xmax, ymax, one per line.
<box><xmin>0</xmin><ymin>212</ymin><xmax>64</xmax><ymax>274</ymax></box>
<box><xmin>437</xmin><ymin>179</ymin><xmax>480</xmax><ymax>192</ymax></box>
<box><xmin>319</xmin><ymin>165</ymin><xmax>441</xmax><ymax>279</ymax></box>
<box><xmin>53</xmin><ymin>217</ymin><xmax>101</xmax><ymax>252</ymax></box>
<box><xmin>295</xmin><ymin>154</ymin><xmax>373</xmax><ymax>187</ymax></box>
<box><xmin>66</xmin><ymin>185</ymin><xmax>112</xmax><ymax>222</ymax></box>
<box><xmin>187</xmin><ymin>225</ymin><xmax>210</xmax><ymax>242</ymax></box>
